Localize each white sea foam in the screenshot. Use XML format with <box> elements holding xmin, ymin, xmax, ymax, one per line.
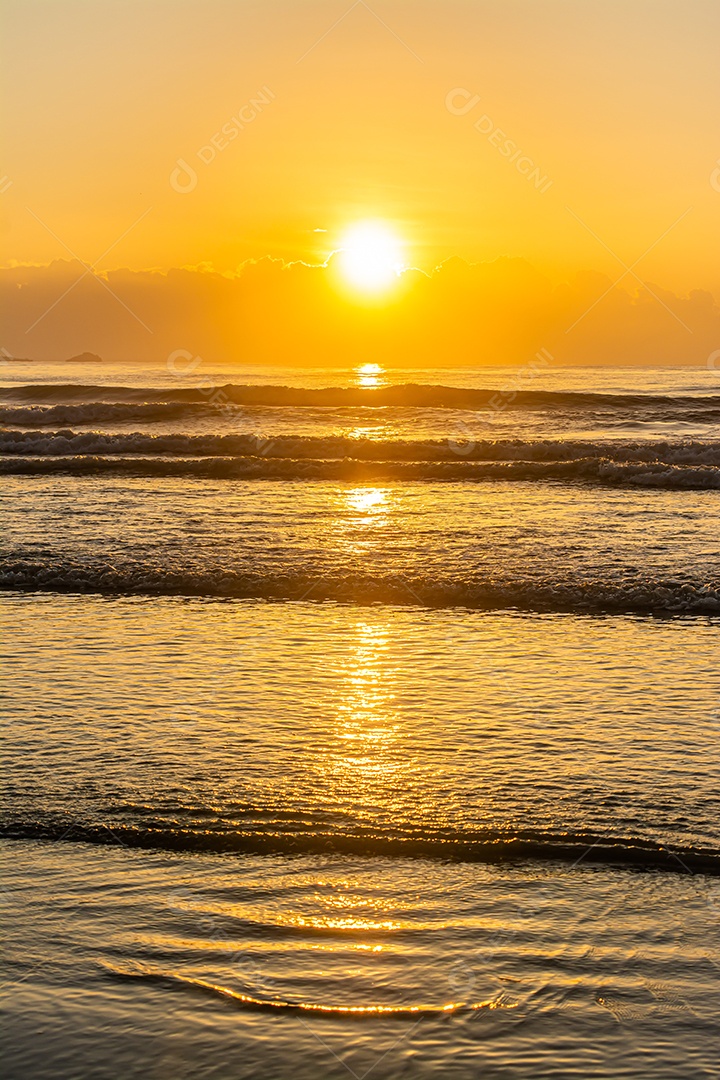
<box><xmin>1</xmin><ymin>449</ymin><xmax>719</xmax><ymax>488</ymax></box>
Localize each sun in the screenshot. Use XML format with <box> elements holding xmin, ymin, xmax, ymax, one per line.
<box><xmin>338</xmin><ymin>222</ymin><xmax>405</xmax><ymax>291</ymax></box>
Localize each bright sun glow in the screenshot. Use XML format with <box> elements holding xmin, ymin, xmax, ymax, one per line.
<box><xmin>355</xmin><ymin>363</ymin><xmax>385</xmax><ymax>388</ymax></box>
<box><xmin>338</xmin><ymin>223</ymin><xmax>404</xmax><ymax>291</ymax></box>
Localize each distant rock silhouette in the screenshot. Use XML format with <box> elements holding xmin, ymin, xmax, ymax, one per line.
<box><xmin>67</xmin><ymin>352</ymin><xmax>103</xmax><ymax>363</ymax></box>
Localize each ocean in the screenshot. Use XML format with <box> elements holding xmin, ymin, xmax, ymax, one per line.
<box><xmin>1</xmin><ymin>360</ymin><xmax>719</xmax><ymax>1078</ymax></box>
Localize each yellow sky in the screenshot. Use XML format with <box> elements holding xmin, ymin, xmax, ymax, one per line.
<box><xmin>2</xmin><ymin>0</ymin><xmax>719</xmax><ymax>364</ymax></box>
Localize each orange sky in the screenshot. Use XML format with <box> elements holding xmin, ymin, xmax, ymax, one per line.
<box><xmin>2</xmin><ymin>0</ymin><xmax>719</xmax><ymax>364</ymax></box>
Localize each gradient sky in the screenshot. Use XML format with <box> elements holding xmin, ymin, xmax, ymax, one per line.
<box><xmin>2</xmin><ymin>0</ymin><xmax>719</xmax><ymax>363</ymax></box>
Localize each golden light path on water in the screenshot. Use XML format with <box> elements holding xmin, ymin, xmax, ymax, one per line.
<box><xmin>306</xmin><ymin>513</ymin><xmax>417</xmax><ymax>948</ymax></box>
<box><xmin>354</xmin><ymin>363</ymin><xmax>386</xmax><ymax>388</ymax></box>
<box><xmin>103</xmin><ymin>965</ymin><xmax>503</xmax><ymax>1016</ymax></box>
<box><xmin>344</xmin><ymin>487</ymin><xmax>389</xmax><ymax>516</ymax></box>
<box><xmin>4</xmin><ymin>585</ymin><xmax>720</xmax><ymax>1057</ymax></box>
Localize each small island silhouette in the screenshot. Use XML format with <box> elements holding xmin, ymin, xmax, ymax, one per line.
<box><xmin>1</xmin><ymin>352</ymin><xmax>104</xmax><ymax>363</ymax></box>
<box><xmin>66</xmin><ymin>352</ymin><xmax>103</xmax><ymax>363</ymax></box>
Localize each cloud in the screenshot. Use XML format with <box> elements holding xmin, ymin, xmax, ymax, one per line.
<box><xmin>1</xmin><ymin>256</ymin><xmax>718</xmax><ymax>366</ymax></box>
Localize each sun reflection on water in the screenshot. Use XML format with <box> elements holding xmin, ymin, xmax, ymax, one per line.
<box><xmin>345</xmin><ymin>487</ymin><xmax>388</xmax><ymax>515</ymax></box>
<box><xmin>302</xmin><ymin>622</ymin><xmax>409</xmax><ymax>947</ymax></box>
<box><xmin>354</xmin><ymin>363</ymin><xmax>385</xmax><ymax>388</ymax></box>
<box><xmin>322</xmin><ymin>621</ymin><xmax>404</xmax><ymax>802</ymax></box>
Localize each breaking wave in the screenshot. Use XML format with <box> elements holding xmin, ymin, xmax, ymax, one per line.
<box><xmin>0</xmin><ymin>402</ymin><xmax>205</xmax><ymax>427</ymax></box>
<box><xmin>3</xmin><ymin>381</ymin><xmax>720</xmax><ymax>416</ymax></box>
<box><xmin>3</xmin><ymin>819</ymin><xmax>719</xmax><ymax>874</ymax></box>
<box><xmin>2</xmin><ymin>428</ymin><xmax>720</xmax><ymax>466</ymax></box>
<box><xmin>2</xmin><ymin>452</ymin><xmax>719</xmax><ymax>488</ymax></box>
<box><xmin>1</xmin><ymin>555</ymin><xmax>718</xmax><ymax>614</ymax></box>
